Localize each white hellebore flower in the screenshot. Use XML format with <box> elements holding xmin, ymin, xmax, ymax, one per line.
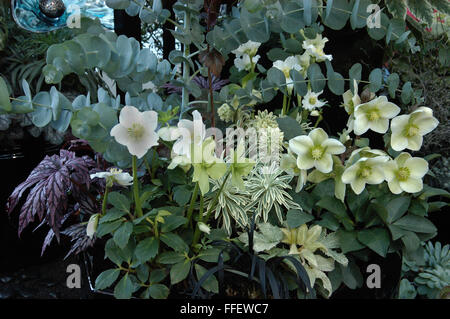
<box><xmin>341</xmin><ymin>156</ymin><xmax>389</xmax><ymax>195</ymax></box>
<box><xmin>273</xmin><ymin>56</ymin><xmax>302</xmax><ymax>93</ymax></box>
<box><xmin>110</xmin><ymin>106</ymin><xmax>159</xmax><ymax>159</ymax></box>
<box><xmin>302</xmin><ymin>90</ymin><xmax>327</xmax><ymax>111</ymax></box>
<box><xmin>302</xmin><ymin>34</ymin><xmax>333</xmax><ymax>62</ymax></box>
<box><xmin>384</xmin><ymin>152</ymin><xmax>428</xmax><ymax>194</ymax></box>
<box><xmin>280</xmin><ymin>150</ymin><xmax>308</xmax><ymax>192</ymax></box>
<box><xmin>342</xmin><ymin>82</ymin><xmax>361</xmax><ymax>132</ymax></box>
<box><xmin>232</xmin><ymin>40</ymin><xmax>261</xmax><ymax>72</ymax></box>
<box><xmin>289</xmin><ymin>128</ymin><xmax>346</xmax><ymax>174</ymax></box>
<box><xmin>198</xmin><ymin>222</ymin><xmax>211</xmax><ymax>234</ymax></box>
<box><xmin>158</xmin><ymin>125</ymin><xmax>179</xmax><ymax>142</ymax></box>
<box><xmin>90</xmin><ymin>168</ymin><xmax>133</xmax><ymax>187</ymax></box>
<box><xmin>390</xmin><ymin>107</ymin><xmax>439</xmax><ymax>151</ymax></box>
<box><xmin>86</xmin><ymin>213</ymin><xmax>99</xmax><ymax>239</ymax></box>
<box><xmin>353</xmin><ymin>96</ymin><xmax>400</xmax><ymax>136</ymax></box>
<box><xmin>172</xmin><ymin>110</ymin><xmax>206</xmax><ymax>158</ymax></box>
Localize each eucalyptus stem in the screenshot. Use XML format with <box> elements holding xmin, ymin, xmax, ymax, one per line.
<box><xmin>180</xmin><ymin>9</ymin><xmax>191</xmax><ymax>116</ymax></box>
<box><xmin>101</xmin><ymin>186</ymin><xmax>109</xmax><ymax>216</ymax></box>
<box><xmin>185</xmin><ymin>182</ymin><xmax>199</xmax><ymax>228</ymax></box>
<box><xmin>191</xmin><ymin>193</ymin><xmax>204</xmax><ymax>248</ymax></box>
<box><xmin>132</xmin><ymin>156</ymin><xmax>143</xmax><ymax>218</ymax></box>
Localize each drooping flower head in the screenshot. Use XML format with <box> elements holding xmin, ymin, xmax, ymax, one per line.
<box><xmin>273</xmin><ymin>56</ymin><xmax>303</xmax><ymax>93</ymax></box>
<box><xmin>232</xmin><ymin>40</ymin><xmax>261</xmax><ymax>72</ymax></box>
<box><xmin>353</xmin><ymin>96</ymin><xmax>400</xmax><ymax>136</ymax></box>
<box><xmin>90</xmin><ymin>168</ymin><xmax>133</xmax><ymax>187</ymax></box>
<box><xmin>172</xmin><ymin>110</ymin><xmax>206</xmax><ymax>158</ymax></box>
<box><xmin>289</xmin><ymin>128</ymin><xmax>346</xmax><ymax>174</ymax></box>
<box><xmin>384</xmin><ymin>152</ymin><xmax>428</xmax><ymax>194</ymax></box>
<box><xmin>110</xmin><ymin>106</ymin><xmax>159</xmax><ymax>159</ymax></box>
<box><xmin>302</xmin><ymin>34</ymin><xmax>333</xmax><ymax>62</ymax></box>
<box><xmin>390</xmin><ymin>107</ymin><xmax>439</xmax><ymax>151</ymax></box>
<box><xmin>341</xmin><ymin>82</ymin><xmax>361</xmax><ymax>131</ymax></box>
<box><xmin>302</xmin><ymin>89</ymin><xmax>327</xmax><ymax>111</ymax></box>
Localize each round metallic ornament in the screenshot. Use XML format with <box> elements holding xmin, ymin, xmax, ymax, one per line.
<box><xmin>38</xmin><ymin>0</ymin><xmax>66</xmax><ymax>19</ymax></box>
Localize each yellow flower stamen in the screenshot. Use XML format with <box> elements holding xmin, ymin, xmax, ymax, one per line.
<box><xmin>309</xmin><ymin>97</ymin><xmax>317</xmax><ymax>105</ymax></box>
<box><xmin>359</xmin><ymin>166</ymin><xmax>372</xmax><ymax>178</ymax></box>
<box><xmin>368</xmin><ymin>110</ymin><xmax>380</xmax><ymax>121</ymax></box>
<box><xmin>127</xmin><ymin>123</ymin><xmax>145</xmax><ymax>140</ymax></box>
<box><xmin>311</xmin><ymin>146</ymin><xmax>324</xmax><ymax>160</ymax></box>
<box><xmin>405</xmin><ymin>124</ymin><xmax>419</xmax><ymax>137</ymax></box>
<box><xmin>397</xmin><ymin>167</ymin><xmax>410</xmax><ymax>181</ymax></box>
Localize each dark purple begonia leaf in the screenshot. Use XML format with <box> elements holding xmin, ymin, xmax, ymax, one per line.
<box><xmin>61</xmin><ymin>222</ymin><xmax>96</xmax><ymax>259</ymax></box>
<box><xmin>7</xmin><ymin>150</ymin><xmax>95</xmax><ymax>240</ymax></box>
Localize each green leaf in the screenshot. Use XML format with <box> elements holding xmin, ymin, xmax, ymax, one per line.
<box><xmin>357</xmin><ymin>228</ymin><xmax>390</xmax><ymax>257</ymax></box>
<box><xmin>401</xmin><ymin>231</ymin><xmax>421</xmax><ymax>253</ymax></box>
<box><xmin>393</xmin><ymin>215</ymin><xmax>437</xmax><ymax>234</ymax></box>
<box><xmin>195</xmin><ymin>264</ymin><xmax>219</xmax><ymax>293</ymax></box>
<box><xmin>349</xmin><ymin>63</ymin><xmax>362</xmax><ymax>93</ymax></box>
<box><xmin>290</xmin><ymin>69</ymin><xmax>308</xmax><ymax>96</ymax></box>
<box><xmin>198</xmin><ymin>248</ymin><xmax>229</xmax><ymax>263</ymax></box>
<box><xmin>368</xmin><ymin>68</ymin><xmax>382</xmax><ymax>93</ymax></box>
<box><xmin>149</xmin><ymin>284</ymin><xmax>170</xmax><ymax>299</ymax></box>
<box><xmin>95</xmin><ymin>269</ymin><xmax>120</xmax><ymax>290</ymax></box>
<box><xmin>276</xmin><ymin>116</ymin><xmax>304</xmax><ymax>141</ymax></box>
<box><xmin>307</xmin><ymin>63</ymin><xmax>326</xmax><ymax>92</ymax></box>
<box><xmin>173</xmin><ymin>185</ymin><xmax>191</xmax><ymax>207</ymax></box>
<box><xmin>150</xmin><ymin>269</ymin><xmax>167</xmax><ymax>284</ymax></box>
<box><xmin>108</xmin><ymin>192</ymin><xmax>131</xmax><ymax>212</ymax></box>
<box><xmin>324</xmin><ymin>0</ymin><xmax>351</xmax><ymax>30</ymax></box>
<box><xmin>408</xmin><ymin>0</ymin><xmax>434</xmax><ymax>26</ymax></box>
<box><xmin>31</xmin><ymin>92</ymin><xmax>52</xmax><ymax>127</ymax></box>
<box><xmin>386</xmin><ymin>196</ymin><xmax>411</xmax><ymax>223</ymax></box>
<box><xmin>0</xmin><ymin>76</ymin><xmax>11</xmax><ymax>112</ymax></box>
<box><xmin>401</xmin><ymin>82</ymin><xmax>413</xmax><ymax>104</ymax></box>
<box><xmin>106</xmin><ymin>0</ymin><xmax>130</xmax><ymax>10</ymax></box>
<box><xmin>280</xmin><ymin>2</ymin><xmax>305</xmax><ymax>33</ymax></box>
<box><xmin>157</xmin><ymin>251</ymin><xmax>186</xmax><ymax>264</ymax></box>
<box><xmin>240</xmin><ymin>8</ymin><xmax>270</xmax><ymax>43</ymax></box>
<box><xmin>386</xmin><ymin>73</ymin><xmax>400</xmax><ymax>98</ymax></box>
<box><xmin>113</xmin><ymin>222</ymin><xmax>133</xmax><ymax>249</ymax></box>
<box><xmin>336</xmin><ymin>230</ymin><xmax>365</xmax><ymax>253</ymax></box>
<box><xmin>286</xmin><ymin>209</ymin><xmax>314</xmax><ymax>228</ymax></box>
<box><xmin>316</xmin><ymin>196</ymin><xmax>348</xmax><ymax>220</ymax></box>
<box><xmin>160</xmin><ymin>233</ymin><xmax>189</xmax><ymax>252</ymax></box>
<box><xmin>170</xmin><ymin>261</ymin><xmax>191</xmax><ymax>285</ymax></box>
<box><xmin>325</xmin><ymin>61</ymin><xmax>345</xmax><ymax>95</ymax></box>
<box><xmin>160</xmin><ymin>214</ymin><xmax>187</xmax><ymax>233</ymax></box>
<box><xmin>101</xmin><ymin>208</ymin><xmax>127</xmax><ymax>223</ymax></box>
<box><xmin>135</xmin><ymin>237</ymin><xmax>159</xmax><ymax>263</ymax></box>
<box><xmin>114</xmin><ymin>274</ymin><xmax>135</xmax><ymax>299</ymax></box>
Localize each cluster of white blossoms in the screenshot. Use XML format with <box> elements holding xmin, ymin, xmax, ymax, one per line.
<box><xmin>232</xmin><ymin>40</ymin><xmax>261</xmax><ymax>72</ymax></box>
<box><xmin>272</xmin><ymin>33</ymin><xmax>332</xmax><ymax>97</ymax></box>
<box><xmin>341</xmin><ymin>87</ymin><xmax>439</xmax><ymax>152</ymax></box>
<box><xmin>341</xmin><ymin>148</ymin><xmax>429</xmax><ymax>195</ymax></box>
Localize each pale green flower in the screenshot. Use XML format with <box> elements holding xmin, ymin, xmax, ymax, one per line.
<box><xmin>342</xmin><ymin>83</ymin><xmax>361</xmax><ymax>131</ymax></box>
<box><xmin>191</xmin><ymin>137</ymin><xmax>227</xmax><ymax>195</ymax></box>
<box><xmin>302</xmin><ymin>34</ymin><xmax>333</xmax><ymax>62</ymax></box>
<box><xmin>280</xmin><ymin>150</ymin><xmax>308</xmax><ymax>192</ymax></box>
<box><xmin>227</xmin><ymin>141</ymin><xmax>255</xmax><ymax>190</ymax></box>
<box><xmin>353</xmin><ymin>96</ymin><xmax>400</xmax><ymax>135</ymax></box>
<box><xmin>86</xmin><ymin>213</ymin><xmax>99</xmax><ymax>239</ymax></box>
<box><xmin>390</xmin><ymin>107</ymin><xmax>439</xmax><ymax>151</ymax></box>
<box><xmin>384</xmin><ymin>152</ymin><xmax>428</xmax><ymax>194</ymax></box>
<box><xmin>302</xmin><ymin>89</ymin><xmax>327</xmax><ymax>111</ymax></box>
<box><xmin>289</xmin><ymin>128</ymin><xmax>346</xmax><ymax>173</ymax></box>
<box><xmin>198</xmin><ymin>222</ymin><xmax>211</xmax><ymax>234</ymax></box>
<box><xmin>252</xmin><ymin>110</ymin><xmax>278</xmax><ymax>128</ymax></box>
<box><xmin>218</xmin><ymin>103</ymin><xmax>234</xmax><ymax>123</ymax></box>
<box><xmin>341</xmin><ymin>156</ymin><xmax>389</xmax><ymax>195</ymax></box>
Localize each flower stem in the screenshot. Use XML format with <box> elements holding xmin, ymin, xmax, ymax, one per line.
<box><xmin>191</xmin><ymin>193</ymin><xmax>204</xmax><ymax>248</ymax></box>
<box><xmin>185</xmin><ymin>182</ymin><xmax>199</xmax><ymax>228</ymax></box>
<box><xmin>282</xmin><ymin>94</ymin><xmax>288</xmax><ymax>116</ymax></box>
<box><xmin>101</xmin><ymin>186</ymin><xmax>109</xmax><ymax>216</ymax></box>
<box><xmin>132</xmin><ymin>156</ymin><xmax>143</xmax><ymax>218</ymax></box>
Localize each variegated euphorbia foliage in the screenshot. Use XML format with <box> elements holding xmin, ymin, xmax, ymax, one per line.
<box><xmin>3</xmin><ymin>0</ymin><xmax>449</xmax><ymax>300</ymax></box>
